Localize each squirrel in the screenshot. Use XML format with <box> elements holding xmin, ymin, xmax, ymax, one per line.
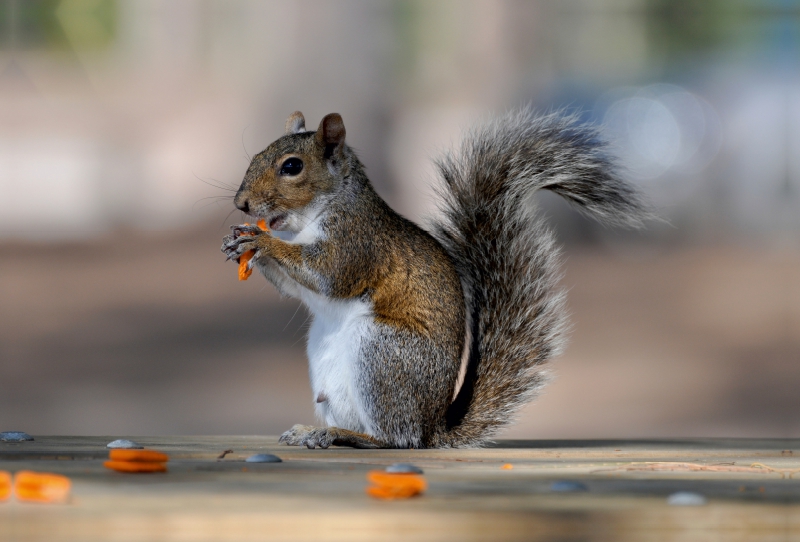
<box><xmin>221</xmin><ymin>108</ymin><xmax>648</xmax><ymax>449</ymax></box>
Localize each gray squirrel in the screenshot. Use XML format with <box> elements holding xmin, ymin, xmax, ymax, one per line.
<box><xmin>221</xmin><ymin>108</ymin><xmax>647</xmax><ymax>449</ymax></box>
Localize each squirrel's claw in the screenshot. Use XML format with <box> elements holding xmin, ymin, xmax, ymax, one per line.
<box><xmin>279</xmin><ymin>424</ymin><xmax>383</xmax><ymax>449</ymax></box>
<box><xmin>221</xmin><ymin>234</ymin><xmax>259</xmax><ymax>261</ymax></box>
<box><xmin>279</xmin><ymin>424</ymin><xmax>334</xmax><ymax>449</ymax></box>
<box><xmin>231</xmin><ymin>223</ymin><xmax>264</xmax><ymax>237</ymax></box>
<box><xmin>220</xmin><ymin>233</ymin><xmax>236</xmax><ymax>249</ymax></box>
<box><xmin>222</xmin><ymin>225</ymin><xmax>269</xmax><ymax>261</ymax></box>
<box><xmin>222</xmin><ymin>233</ymin><xmax>254</xmax><ymax>250</ymax></box>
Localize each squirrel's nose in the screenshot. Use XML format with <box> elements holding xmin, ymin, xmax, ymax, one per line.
<box><xmin>235</xmin><ymin>199</ymin><xmax>250</xmax><ymax>214</ymax></box>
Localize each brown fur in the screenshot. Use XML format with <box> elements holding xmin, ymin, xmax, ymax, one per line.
<box><xmin>233</xmin><ymin>114</ymin><xmax>463</xmax><ymax>341</ymax></box>
<box><xmin>238</xmin><ymin>148</ymin><xmax>333</xmax><ymax>217</ymax></box>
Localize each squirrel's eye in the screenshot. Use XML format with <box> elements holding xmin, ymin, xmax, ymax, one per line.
<box><xmin>279</xmin><ymin>157</ymin><xmax>303</xmax><ymax>176</ymax></box>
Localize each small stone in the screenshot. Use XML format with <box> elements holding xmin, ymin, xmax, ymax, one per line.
<box><xmin>667</xmin><ymin>491</ymin><xmax>707</xmax><ymax>506</ymax></box>
<box><xmin>550</xmin><ymin>480</ymin><xmax>588</xmax><ymax>492</ymax></box>
<box><xmin>0</xmin><ymin>431</ymin><xmax>33</xmax><ymax>442</ymax></box>
<box><xmin>386</xmin><ymin>463</ymin><xmax>424</xmax><ymax>474</ymax></box>
<box><xmin>245</xmin><ymin>453</ymin><xmax>282</xmax><ymax>463</ymax></box>
<box><xmin>106</xmin><ymin>439</ymin><xmax>144</xmax><ymax>449</ymax></box>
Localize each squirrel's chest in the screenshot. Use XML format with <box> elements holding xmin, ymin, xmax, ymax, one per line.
<box><xmin>302</xmin><ymin>291</ymin><xmax>375</xmax><ymax>432</ymax></box>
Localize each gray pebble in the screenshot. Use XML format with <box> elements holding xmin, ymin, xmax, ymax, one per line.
<box><xmin>245</xmin><ymin>453</ymin><xmax>282</xmax><ymax>463</ymax></box>
<box><xmin>386</xmin><ymin>463</ymin><xmax>424</xmax><ymax>474</ymax></box>
<box><xmin>550</xmin><ymin>480</ymin><xmax>588</xmax><ymax>492</ymax></box>
<box><xmin>667</xmin><ymin>492</ymin><xmax>707</xmax><ymax>506</ymax></box>
<box><xmin>106</xmin><ymin>439</ymin><xmax>144</xmax><ymax>449</ymax></box>
<box><xmin>0</xmin><ymin>431</ymin><xmax>34</xmax><ymax>442</ymax></box>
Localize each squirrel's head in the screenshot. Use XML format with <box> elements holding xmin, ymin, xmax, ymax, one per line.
<box><xmin>234</xmin><ymin>111</ymin><xmax>349</xmax><ymax>231</ymax></box>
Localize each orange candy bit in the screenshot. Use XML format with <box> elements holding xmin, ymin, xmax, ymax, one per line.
<box><xmin>0</xmin><ymin>471</ymin><xmax>10</xmax><ymax>501</ymax></box>
<box><xmin>238</xmin><ymin>250</ymin><xmax>256</xmax><ymax>280</ymax></box>
<box><xmin>108</xmin><ymin>449</ymin><xmax>169</xmax><ymax>463</ymax></box>
<box><xmin>14</xmin><ymin>471</ymin><xmax>71</xmax><ymax>503</ymax></box>
<box><xmin>238</xmin><ymin>219</ymin><xmax>268</xmax><ymax>281</ymax></box>
<box><xmin>366</xmin><ymin>471</ymin><xmax>427</xmax><ymax>500</ymax></box>
<box><xmin>105</xmin><ymin>448</ymin><xmax>169</xmax><ymax>473</ymax></box>
<box><xmin>104</xmin><ymin>460</ymin><xmax>167</xmax><ymax>473</ymax></box>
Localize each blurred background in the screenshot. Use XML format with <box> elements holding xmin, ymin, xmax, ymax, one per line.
<box><xmin>0</xmin><ymin>0</ymin><xmax>798</xmax><ymax>439</ymax></box>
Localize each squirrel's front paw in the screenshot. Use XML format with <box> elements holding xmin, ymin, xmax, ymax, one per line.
<box><xmin>221</xmin><ymin>228</ymin><xmax>264</xmax><ymax>262</ymax></box>
<box><xmin>279</xmin><ymin>424</ymin><xmax>335</xmax><ymax>449</ymax></box>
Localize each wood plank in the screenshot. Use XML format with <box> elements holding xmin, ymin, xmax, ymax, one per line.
<box><xmin>1</xmin><ymin>437</ymin><xmax>799</xmax><ymax>541</ymax></box>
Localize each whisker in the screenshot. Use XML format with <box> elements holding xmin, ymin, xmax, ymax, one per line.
<box><xmin>193</xmin><ymin>172</ymin><xmax>238</xmax><ymax>192</ymax></box>
<box><xmin>242</xmin><ymin>126</ymin><xmax>252</xmax><ymax>162</ymax></box>
<box><xmin>219</xmin><ymin>207</ymin><xmax>239</xmax><ymax>230</ymax></box>
<box><xmin>282</xmin><ymin>301</ymin><xmax>305</xmax><ymax>333</ymax></box>
<box><xmin>193</xmin><ymin>195</ymin><xmax>233</xmax><ymax>210</ymax></box>
<box><xmin>195</xmin><ymin>198</ymin><xmax>234</xmax><ymax>211</ymax></box>
<box><xmin>291</xmin><ymin>315</ymin><xmax>313</xmax><ymax>347</ymax></box>
<box><xmin>211</xmin><ymin>178</ymin><xmax>239</xmax><ymax>191</ymax></box>
<box><xmin>298</xmin><ymin>312</ymin><xmax>314</xmax><ymax>336</ymax></box>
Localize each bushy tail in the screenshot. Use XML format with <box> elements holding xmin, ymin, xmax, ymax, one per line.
<box><xmin>432</xmin><ymin>108</ymin><xmax>649</xmax><ymax>447</ymax></box>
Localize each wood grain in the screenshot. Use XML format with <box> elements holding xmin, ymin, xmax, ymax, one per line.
<box><xmin>1</xmin><ymin>437</ymin><xmax>798</xmax><ymax>541</ymax></box>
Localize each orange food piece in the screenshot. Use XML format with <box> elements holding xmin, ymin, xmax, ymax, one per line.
<box><xmin>501</xmin><ymin>463</ymin><xmax>513</xmax><ymax>470</ymax></box>
<box><xmin>0</xmin><ymin>471</ymin><xmax>10</xmax><ymax>501</ymax></box>
<box><xmin>238</xmin><ymin>219</ymin><xmax>268</xmax><ymax>281</ymax></box>
<box><xmin>108</xmin><ymin>449</ymin><xmax>169</xmax><ymax>463</ymax></box>
<box><xmin>366</xmin><ymin>471</ymin><xmax>427</xmax><ymax>500</ymax></box>
<box><xmin>104</xmin><ymin>460</ymin><xmax>167</xmax><ymax>473</ymax></box>
<box><xmin>14</xmin><ymin>471</ymin><xmax>71</xmax><ymax>503</ymax></box>
<box><xmin>238</xmin><ymin>250</ymin><xmax>257</xmax><ymax>280</ymax></box>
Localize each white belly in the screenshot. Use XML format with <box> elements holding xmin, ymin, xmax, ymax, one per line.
<box><xmin>300</xmin><ymin>290</ymin><xmax>374</xmax><ymax>433</ymax></box>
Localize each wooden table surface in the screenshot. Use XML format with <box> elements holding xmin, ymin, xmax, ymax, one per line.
<box><xmin>1</xmin><ymin>436</ymin><xmax>799</xmax><ymax>541</ymax></box>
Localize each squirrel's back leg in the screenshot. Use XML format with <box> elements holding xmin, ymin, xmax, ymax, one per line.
<box><xmin>280</xmin><ymin>326</ymin><xmax>460</xmax><ymax>449</ymax></box>
<box><xmin>279</xmin><ymin>424</ymin><xmax>387</xmax><ymax>449</ymax></box>
<box><xmin>355</xmin><ymin>326</ymin><xmax>461</xmax><ymax>448</ymax></box>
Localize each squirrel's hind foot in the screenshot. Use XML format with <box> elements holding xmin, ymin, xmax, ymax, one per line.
<box><xmin>279</xmin><ymin>424</ymin><xmax>385</xmax><ymax>449</ymax></box>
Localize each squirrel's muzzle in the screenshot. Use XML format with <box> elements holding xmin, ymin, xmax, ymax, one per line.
<box><xmin>234</xmin><ymin>193</ymin><xmax>250</xmax><ymax>214</ymax></box>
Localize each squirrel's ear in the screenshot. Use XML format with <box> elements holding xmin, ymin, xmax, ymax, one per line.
<box><xmin>284</xmin><ymin>111</ymin><xmax>306</xmax><ymax>134</ymax></box>
<box><xmin>315</xmin><ymin>113</ymin><xmax>346</xmax><ymax>159</ymax></box>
